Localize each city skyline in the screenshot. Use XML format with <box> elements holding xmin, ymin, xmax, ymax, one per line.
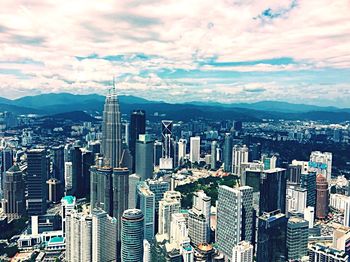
<box><xmin>0</xmin><ymin>1</ymin><xmax>350</xmax><ymax>106</ymax></box>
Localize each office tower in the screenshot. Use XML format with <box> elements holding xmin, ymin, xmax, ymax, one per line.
<box><xmin>66</xmin><ymin>211</ymin><xmax>93</xmax><ymax>262</ymax></box>
<box><xmin>344</xmin><ymin>198</ymin><xmax>350</xmax><ymax>227</ymax></box>
<box><xmin>64</xmin><ymin>162</ymin><xmax>72</xmax><ymax>192</ymax></box>
<box><xmin>309</xmin><ymin>151</ymin><xmax>332</xmax><ymax>181</ymax></box>
<box><xmin>170</xmin><ymin>213</ymin><xmax>190</xmax><ymax>248</ymax></box>
<box><xmin>52</xmin><ymin>145</ymin><xmax>64</xmax><ymax>188</ymax></box>
<box><xmin>46</xmin><ymin>178</ymin><xmax>61</xmax><ymax>203</ymax></box>
<box><xmin>232</xmin><ymin>241</ymin><xmax>254</xmax><ymax>262</ymax></box>
<box><xmin>92</xmin><ymin>208</ymin><xmax>118</xmax><ymax>262</ymax></box>
<box><xmin>153</xmin><ymin>140</ymin><xmax>163</xmax><ymax>167</ymax></box>
<box><xmin>112</xmin><ymin>167</ymin><xmax>129</xmax><ymax>260</ymax></box>
<box><xmin>316</xmin><ymin>174</ymin><xmax>329</xmax><ymax>219</ymax></box>
<box><xmin>88</xmin><ymin>141</ymin><xmax>101</xmax><ymax>155</ymax></box>
<box><xmin>211</xmin><ymin>140</ymin><xmax>217</xmax><ymax>170</ymax></box>
<box><xmin>223</xmin><ymin>133</ymin><xmax>233</xmax><ymax>172</ymax></box>
<box><xmin>304</xmin><ymin>206</ymin><xmax>315</xmax><ymax>228</ymax></box>
<box><xmin>2</xmin><ymin>164</ymin><xmax>25</xmax><ymax>220</ymax></box>
<box><xmin>129</xmin><ymin>173</ymin><xmax>141</xmax><ymax>209</ymax></box>
<box><xmin>148</xmin><ymin>178</ymin><xmax>170</xmax><ymax>214</ymax></box>
<box><xmin>287</xmin><ymin>163</ymin><xmax>302</xmax><ymax>184</ymax></box>
<box><xmin>161</xmin><ymin>120</ymin><xmax>173</xmax><ymax>159</ymax></box>
<box><xmin>90</xmin><ymin>166</ymin><xmax>113</xmax><ymax>215</ymax></box>
<box><xmin>101</xmin><ymin>83</ymin><xmax>122</xmax><ymax>168</ymax></box>
<box><xmin>121</xmin><ymin>209</ymin><xmax>144</xmax><ymax>262</ymax></box>
<box><xmin>144</xmin><ymin>239</ymin><xmax>151</xmax><ymax>262</ymax></box>
<box><xmin>188</xmin><ymin>191</ymin><xmax>211</xmax><ymax>245</ymax></box>
<box><xmin>309</xmin><ymin>243</ymin><xmax>349</xmax><ymax>262</ymax></box>
<box><xmin>333</xmin><ymin>225</ymin><xmax>350</xmax><ymax>252</ymax></box>
<box><xmin>259</xmin><ymin>168</ymin><xmax>287</xmax><ymax>215</ymax></box>
<box><xmin>301</xmin><ymin>171</ymin><xmax>316</xmax><ymax>207</ymax></box>
<box><xmin>64</xmin><ymin>143</ymin><xmax>73</xmax><ymax>162</ymax></box>
<box><xmin>27</xmin><ymin>149</ymin><xmax>48</xmax><ymax>215</ymax></box>
<box><xmin>248</xmin><ymin>143</ymin><xmax>261</xmax><ymax>162</ymax></box>
<box><xmin>257</xmin><ymin>210</ymin><xmax>287</xmax><ymax>262</ymax></box>
<box><xmin>61</xmin><ymin>195</ymin><xmax>76</xmax><ymax>235</ymax></box>
<box><xmin>232</xmin><ymin>145</ymin><xmax>249</xmax><ymax>175</ymax></box>
<box><xmin>261</xmin><ymin>154</ymin><xmax>277</xmax><ymax>170</ymax></box>
<box><xmin>158</xmin><ymin>191</ymin><xmax>181</xmax><ymax>236</ymax></box>
<box><xmin>286</xmin><ymin>184</ymin><xmax>307</xmax><ymax>215</ymax></box>
<box><xmin>1</xmin><ymin>147</ymin><xmax>13</xmax><ymax>193</ymax></box>
<box><xmin>137</xmin><ymin>182</ymin><xmax>155</xmax><ymax>242</ymax></box>
<box><xmin>178</xmin><ymin>139</ymin><xmax>187</xmax><ymax>166</ymax></box>
<box><xmin>190</xmin><ymin>136</ymin><xmax>200</xmax><ymax>163</ymax></box>
<box><xmin>130</xmin><ymin>110</ymin><xmax>146</xmax><ymax>170</ymax></box>
<box><xmin>135</xmin><ymin>134</ymin><xmax>154</xmax><ymax>181</ymax></box>
<box><xmin>217</xmin><ymin>185</ymin><xmax>254</xmax><ymax>259</ymax></box>
<box><xmin>71</xmin><ymin>146</ymin><xmax>82</xmax><ymax>196</ymax></box>
<box><xmin>286</xmin><ymin>217</ymin><xmax>308</xmax><ymax>260</ymax></box>
<box><xmin>81</xmin><ymin>150</ymin><xmax>94</xmax><ymax>198</ymax></box>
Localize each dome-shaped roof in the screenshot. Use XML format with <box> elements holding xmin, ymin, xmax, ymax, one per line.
<box><xmin>316</xmin><ymin>174</ymin><xmax>327</xmax><ymax>183</ymax></box>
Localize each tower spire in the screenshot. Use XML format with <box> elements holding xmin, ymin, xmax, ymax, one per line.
<box><xmin>111</xmin><ymin>76</ymin><xmax>117</xmax><ymax>95</ymax></box>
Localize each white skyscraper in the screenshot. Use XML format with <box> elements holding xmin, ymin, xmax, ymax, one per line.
<box><xmin>64</xmin><ymin>162</ymin><xmax>72</xmax><ymax>191</ymax></box>
<box><xmin>143</xmin><ymin>239</ymin><xmax>151</xmax><ymax>262</ymax></box>
<box><xmin>178</xmin><ymin>139</ymin><xmax>187</xmax><ymax>166</ymax></box>
<box><xmin>61</xmin><ymin>195</ymin><xmax>76</xmax><ymax>235</ymax></box>
<box><xmin>232</xmin><ymin>241</ymin><xmax>254</xmax><ymax>262</ymax></box>
<box><xmin>128</xmin><ymin>173</ymin><xmax>141</xmax><ymax>209</ymax></box>
<box><xmin>137</xmin><ymin>182</ymin><xmax>156</xmax><ymax>241</ymax></box>
<box><xmin>190</xmin><ymin>136</ymin><xmax>200</xmax><ymax>163</ymax></box>
<box><xmin>170</xmin><ymin>213</ymin><xmax>190</xmax><ymax>249</ymax></box>
<box><xmin>158</xmin><ymin>191</ymin><xmax>181</xmax><ymax>237</ymax></box>
<box><xmin>344</xmin><ymin>198</ymin><xmax>350</xmax><ymax>227</ymax></box>
<box><xmin>304</xmin><ymin>206</ymin><xmax>315</xmax><ymax>228</ymax></box>
<box><xmin>232</xmin><ymin>145</ymin><xmax>249</xmax><ymax>175</ymax></box>
<box><xmin>286</xmin><ymin>184</ymin><xmax>307</xmax><ymax>214</ymax></box>
<box><xmin>217</xmin><ymin>185</ymin><xmax>254</xmax><ymax>259</ymax></box>
<box><xmin>309</xmin><ymin>151</ymin><xmax>332</xmax><ymax>181</ymax></box>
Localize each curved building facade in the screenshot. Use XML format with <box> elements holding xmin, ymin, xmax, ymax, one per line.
<box><xmin>121</xmin><ymin>209</ymin><xmax>144</xmax><ymax>262</ymax></box>
<box><xmin>316</xmin><ymin>174</ymin><xmax>329</xmax><ymax>219</ymax></box>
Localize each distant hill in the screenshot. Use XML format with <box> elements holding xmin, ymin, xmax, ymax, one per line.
<box><xmin>0</xmin><ymin>93</ymin><xmax>349</xmax><ymax>123</ymax></box>
<box><xmin>41</xmin><ymin>111</ymin><xmax>97</xmax><ymax>122</ymax></box>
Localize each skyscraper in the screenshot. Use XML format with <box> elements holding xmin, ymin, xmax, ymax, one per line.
<box><xmin>2</xmin><ymin>164</ymin><xmax>25</xmax><ymax>220</ymax></box>
<box><xmin>232</xmin><ymin>241</ymin><xmax>254</xmax><ymax>262</ymax></box>
<box><xmin>1</xmin><ymin>147</ymin><xmax>13</xmax><ymax>195</ymax></box>
<box><xmin>286</xmin><ymin>216</ymin><xmax>308</xmax><ymax>260</ymax></box>
<box><xmin>64</xmin><ymin>161</ymin><xmax>72</xmax><ymax>193</ymax></box>
<box><xmin>300</xmin><ymin>171</ymin><xmax>316</xmax><ymax>207</ymax></box>
<box><xmin>223</xmin><ymin>133</ymin><xmax>232</xmax><ymax>172</ymax></box>
<box><xmin>161</xmin><ymin>120</ymin><xmax>173</xmax><ymax>159</ymax></box>
<box><xmin>217</xmin><ymin>185</ymin><xmax>254</xmax><ymax>259</ymax></box>
<box><xmin>52</xmin><ymin>145</ymin><xmax>64</xmax><ymax>189</ymax></box>
<box><xmin>90</xmin><ymin>166</ymin><xmax>113</xmax><ymax>215</ymax></box>
<box><xmin>232</xmin><ymin>145</ymin><xmax>249</xmax><ymax>175</ymax></box>
<box><xmin>211</xmin><ymin>140</ymin><xmax>217</xmax><ymax>170</ymax></box>
<box><xmin>101</xmin><ymin>83</ymin><xmax>122</xmax><ymax>168</ymax></box>
<box><xmin>81</xmin><ymin>150</ymin><xmax>94</xmax><ymax>198</ymax></box>
<box><xmin>27</xmin><ymin>149</ymin><xmax>48</xmax><ymax>215</ymax></box>
<box><xmin>257</xmin><ymin>210</ymin><xmax>287</xmax><ymax>262</ymax></box>
<box><xmin>129</xmin><ymin>173</ymin><xmax>141</xmax><ymax>209</ymax></box>
<box><xmin>135</xmin><ymin>134</ymin><xmax>154</xmax><ymax>181</ymax></box>
<box><xmin>137</xmin><ymin>182</ymin><xmax>155</xmax><ymax>242</ymax></box>
<box><xmin>170</xmin><ymin>213</ymin><xmax>190</xmax><ymax>248</ymax></box>
<box><xmin>71</xmin><ymin>146</ymin><xmax>82</xmax><ymax>196</ymax></box>
<box><xmin>158</xmin><ymin>191</ymin><xmax>181</xmax><ymax>236</ymax></box>
<box><xmin>121</xmin><ymin>209</ymin><xmax>144</xmax><ymax>262</ymax></box>
<box><xmin>177</xmin><ymin>139</ymin><xmax>187</xmax><ymax>166</ymax></box>
<box><xmin>190</xmin><ymin>136</ymin><xmax>200</xmax><ymax>163</ymax></box>
<box><xmin>309</xmin><ymin>151</ymin><xmax>332</xmax><ymax>181</ymax></box>
<box><xmin>130</xmin><ymin>110</ymin><xmax>146</xmax><ymax>171</ymax></box>
<box><xmin>316</xmin><ymin>174</ymin><xmax>329</xmax><ymax>219</ymax></box>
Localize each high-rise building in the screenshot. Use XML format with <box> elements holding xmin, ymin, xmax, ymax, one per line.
<box><xmin>177</xmin><ymin>139</ymin><xmax>187</xmax><ymax>166</ymax></box>
<box><xmin>27</xmin><ymin>149</ymin><xmax>48</xmax><ymax>215</ymax></box>
<box><xmin>287</xmin><ymin>163</ymin><xmax>302</xmax><ymax>184</ymax></box>
<box><xmin>121</xmin><ymin>209</ymin><xmax>144</xmax><ymax>262</ymax></box>
<box><xmin>286</xmin><ymin>184</ymin><xmax>307</xmax><ymax>215</ymax></box>
<box><xmin>46</xmin><ymin>178</ymin><xmax>61</xmax><ymax>203</ymax></box>
<box><xmin>300</xmin><ymin>171</ymin><xmax>317</xmax><ymax>207</ymax></box>
<box><xmin>129</xmin><ymin>173</ymin><xmax>141</xmax><ymax>209</ymax></box>
<box><xmin>170</xmin><ymin>213</ymin><xmax>190</xmax><ymax>248</ymax></box>
<box><xmin>71</xmin><ymin>146</ymin><xmax>82</xmax><ymax>196</ymax></box>
<box><xmin>211</xmin><ymin>140</ymin><xmax>217</xmax><ymax>170</ymax></box>
<box><xmin>232</xmin><ymin>241</ymin><xmax>254</xmax><ymax>262</ymax></box>
<box><xmin>316</xmin><ymin>174</ymin><xmax>329</xmax><ymax>219</ymax></box>
<box><xmin>344</xmin><ymin>198</ymin><xmax>350</xmax><ymax>227</ymax></box>
<box><xmin>147</xmin><ymin>178</ymin><xmax>170</xmax><ymax>214</ymax></box>
<box><xmin>257</xmin><ymin>210</ymin><xmax>287</xmax><ymax>262</ymax></box>
<box><xmin>304</xmin><ymin>206</ymin><xmax>315</xmax><ymax>228</ymax></box>
<box><xmin>129</xmin><ymin>110</ymin><xmax>146</xmax><ymax>171</ymax></box>
<box><xmin>309</xmin><ymin>243</ymin><xmax>349</xmax><ymax>262</ymax></box>
<box><xmin>190</xmin><ymin>136</ymin><xmax>200</xmax><ymax>163</ymax></box>
<box><xmin>223</xmin><ymin>133</ymin><xmax>233</xmax><ymax>172</ymax></box>
<box><xmin>286</xmin><ymin>217</ymin><xmax>309</xmax><ymax>260</ymax></box>
<box><xmin>81</xmin><ymin>150</ymin><xmax>94</xmax><ymax>198</ymax></box>
<box><xmin>158</xmin><ymin>191</ymin><xmax>181</xmax><ymax>236</ymax></box>
<box><xmin>153</xmin><ymin>140</ymin><xmax>163</xmax><ymax>167</ymax></box>
<box><xmin>1</xmin><ymin>147</ymin><xmax>13</xmax><ymax>194</ymax></box>
<box><xmin>101</xmin><ymin>83</ymin><xmax>122</xmax><ymax>168</ymax></box>
<box><xmin>92</xmin><ymin>208</ymin><xmax>118</xmax><ymax>262</ymax></box>
<box><xmin>90</xmin><ymin>166</ymin><xmax>113</xmax><ymax>215</ymax></box>
<box><xmin>232</xmin><ymin>145</ymin><xmax>249</xmax><ymax>175</ymax></box>
<box><xmin>259</xmin><ymin>168</ymin><xmax>287</xmax><ymax>215</ymax></box>
<box><xmin>188</xmin><ymin>191</ymin><xmax>211</xmax><ymax>245</ymax></box>
<box><xmin>135</xmin><ymin>134</ymin><xmax>154</xmax><ymax>181</ymax></box>
<box><xmin>161</xmin><ymin>120</ymin><xmax>173</xmax><ymax>159</ymax></box>
<box><xmin>61</xmin><ymin>195</ymin><xmax>76</xmax><ymax>235</ymax></box>
<box><xmin>52</xmin><ymin>145</ymin><xmax>64</xmax><ymax>189</ymax></box>
<box><xmin>64</xmin><ymin>161</ymin><xmax>72</xmax><ymax>192</ymax></box>
<box><xmin>137</xmin><ymin>182</ymin><xmax>155</xmax><ymax>242</ymax></box>
<box><xmin>2</xmin><ymin>164</ymin><xmax>25</xmax><ymax>220</ymax></box>
<box><xmin>217</xmin><ymin>185</ymin><xmax>254</xmax><ymax>259</ymax></box>
<box><xmin>262</xmin><ymin>155</ymin><xmax>277</xmax><ymax>170</ymax></box>
<box><xmin>309</xmin><ymin>151</ymin><xmax>332</xmax><ymax>181</ymax></box>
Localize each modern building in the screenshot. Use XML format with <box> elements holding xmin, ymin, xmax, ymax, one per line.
<box><xmin>70</xmin><ymin>146</ymin><xmax>82</xmax><ymax>195</ymax></box>
<box><xmin>129</xmin><ymin>109</ymin><xmax>146</xmax><ymax>171</ymax></box>
<box><xmin>52</xmin><ymin>145</ymin><xmax>64</xmax><ymax>189</ymax></box>
<box><xmin>286</xmin><ymin>184</ymin><xmax>307</xmax><ymax>215</ymax></box>
<box><xmin>232</xmin><ymin>241</ymin><xmax>254</xmax><ymax>262</ymax></box>
<box><xmin>2</xmin><ymin>164</ymin><xmax>25</xmax><ymax>220</ymax></box>
<box><xmin>257</xmin><ymin>210</ymin><xmax>287</xmax><ymax>262</ymax></box>
<box><xmin>262</xmin><ymin>155</ymin><xmax>277</xmax><ymax>170</ymax></box>
<box><xmin>101</xmin><ymin>83</ymin><xmax>122</xmax><ymax>168</ymax></box>
<box><xmin>135</xmin><ymin>134</ymin><xmax>154</xmax><ymax>181</ymax></box>
<box><xmin>170</xmin><ymin>213</ymin><xmax>190</xmax><ymax>248</ymax></box>
<box><xmin>287</xmin><ymin>163</ymin><xmax>302</xmax><ymax>184</ymax></box>
<box><xmin>309</xmin><ymin>243</ymin><xmax>349</xmax><ymax>262</ymax></box>
<box><xmin>137</xmin><ymin>182</ymin><xmax>155</xmax><ymax>242</ymax></box>
<box><xmin>177</xmin><ymin>139</ymin><xmax>187</xmax><ymax>166</ymax></box>
<box><xmin>309</xmin><ymin>151</ymin><xmax>332</xmax><ymax>181</ymax></box>
<box><xmin>61</xmin><ymin>195</ymin><xmax>76</xmax><ymax>235</ymax></box>
<box><xmin>190</xmin><ymin>136</ymin><xmax>200</xmax><ymax>163</ymax></box>
<box><xmin>223</xmin><ymin>133</ymin><xmax>232</xmax><ymax>172</ymax></box>
<box><xmin>344</xmin><ymin>197</ymin><xmax>350</xmax><ymax>227</ymax></box>
<box><xmin>300</xmin><ymin>171</ymin><xmax>317</xmax><ymax>207</ymax></box>
<box><xmin>153</xmin><ymin>140</ymin><xmax>163</xmax><ymax>167</ymax></box>
<box><xmin>46</xmin><ymin>178</ymin><xmax>61</xmax><ymax>203</ymax></box>
<box><xmin>286</xmin><ymin>216</ymin><xmax>309</xmax><ymax>260</ymax></box>
<box><xmin>90</xmin><ymin>166</ymin><xmax>113</xmax><ymax>215</ymax></box>
<box><xmin>316</xmin><ymin>174</ymin><xmax>329</xmax><ymax>219</ymax></box>
<box><xmin>27</xmin><ymin>149</ymin><xmax>48</xmax><ymax>216</ymax></box>
<box><xmin>304</xmin><ymin>206</ymin><xmax>315</xmax><ymax>228</ymax></box>
<box><xmin>129</xmin><ymin>173</ymin><xmax>141</xmax><ymax>209</ymax></box>
<box><xmin>232</xmin><ymin>145</ymin><xmax>249</xmax><ymax>176</ymax></box>
<box><xmin>64</xmin><ymin>161</ymin><xmax>72</xmax><ymax>192</ymax></box>
<box><xmin>147</xmin><ymin>178</ymin><xmax>170</xmax><ymax>214</ymax></box>
<box><xmin>81</xmin><ymin>150</ymin><xmax>94</xmax><ymax>198</ymax></box>
<box><xmin>158</xmin><ymin>191</ymin><xmax>181</xmax><ymax>236</ymax></box>
<box><xmin>217</xmin><ymin>185</ymin><xmax>254</xmax><ymax>259</ymax></box>
<box><xmin>161</xmin><ymin>120</ymin><xmax>173</xmax><ymax>159</ymax></box>
<box><xmin>211</xmin><ymin>140</ymin><xmax>217</xmax><ymax>170</ymax></box>
<box><xmin>0</xmin><ymin>147</ymin><xmax>13</xmax><ymax>193</ymax></box>
<box><xmin>121</xmin><ymin>209</ymin><xmax>144</xmax><ymax>262</ymax></box>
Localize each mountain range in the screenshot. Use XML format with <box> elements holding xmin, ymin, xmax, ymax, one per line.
<box><xmin>0</xmin><ymin>93</ymin><xmax>349</xmax><ymax>123</ymax></box>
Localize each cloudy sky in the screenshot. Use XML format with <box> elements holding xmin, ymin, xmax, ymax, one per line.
<box><xmin>1</xmin><ymin>0</ymin><xmax>350</xmax><ymax>106</ymax></box>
